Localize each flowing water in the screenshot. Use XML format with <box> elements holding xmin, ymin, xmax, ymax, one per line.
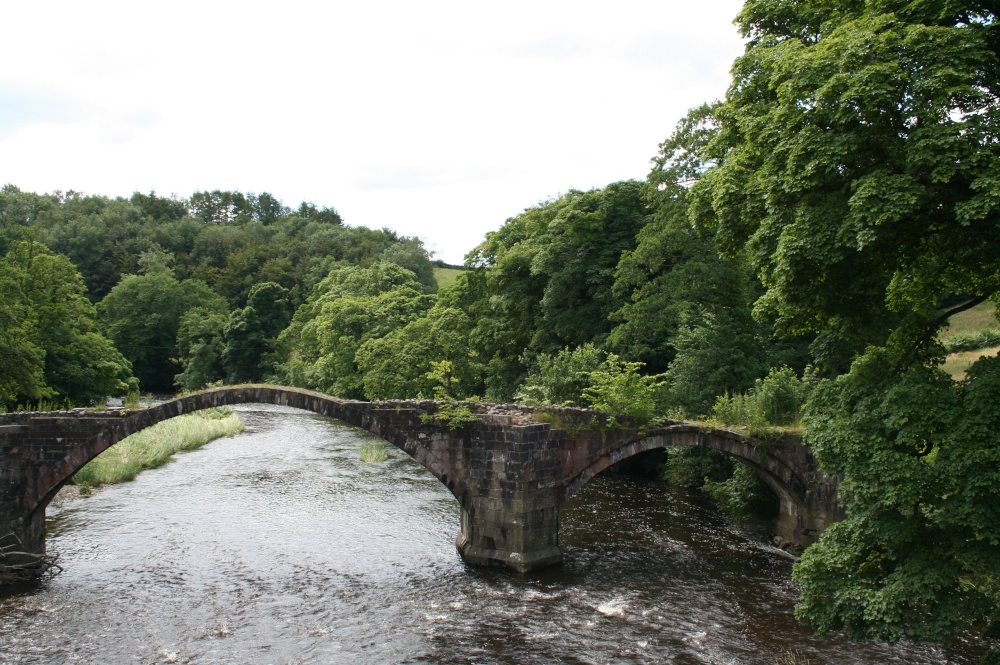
<box><xmin>0</xmin><ymin>404</ymin><xmax>991</xmax><ymax>664</ymax></box>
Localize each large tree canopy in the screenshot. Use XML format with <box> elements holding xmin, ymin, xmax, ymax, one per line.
<box><xmin>798</xmin><ymin>349</ymin><xmax>1000</xmax><ymax>641</ymax></box>
<box><xmin>99</xmin><ymin>271</ymin><xmax>225</xmax><ymax>393</ymax></box>
<box><xmin>275</xmin><ymin>262</ymin><xmax>434</xmax><ymax>398</ymax></box>
<box><xmin>695</xmin><ymin>0</ymin><xmax>1000</xmax><ymax>642</ymax></box>
<box><xmin>694</xmin><ymin>0</ymin><xmax>1000</xmax><ymax>370</ymax></box>
<box><xmin>223</xmin><ymin>281</ymin><xmax>291</xmax><ymax>383</ymax></box>
<box><xmin>465</xmin><ymin>181</ymin><xmax>650</xmax><ymax>400</ymax></box>
<box><xmin>0</xmin><ymin>241</ymin><xmax>133</xmax><ymax>407</ymax></box>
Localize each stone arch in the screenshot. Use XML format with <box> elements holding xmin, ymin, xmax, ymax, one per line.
<box><xmin>562</xmin><ymin>424</ymin><xmax>809</xmax><ymax>514</ymax></box>
<box><xmin>31</xmin><ymin>385</ymin><xmax>462</xmax><ymax>521</ymax></box>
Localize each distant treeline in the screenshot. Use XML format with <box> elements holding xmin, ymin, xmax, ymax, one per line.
<box><xmin>0</xmin><ymin>168</ymin><xmax>815</xmax><ymax>415</ymax></box>
<box><xmin>0</xmin><ymin>186</ymin><xmax>436</xmax><ymax>401</ymax></box>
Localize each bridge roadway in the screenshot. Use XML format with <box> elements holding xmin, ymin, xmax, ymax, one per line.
<box><xmin>0</xmin><ymin>385</ymin><xmax>843</xmax><ymax>575</ymax></box>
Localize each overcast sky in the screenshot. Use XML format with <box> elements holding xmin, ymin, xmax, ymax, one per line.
<box><xmin>1</xmin><ymin>0</ymin><xmax>746</xmax><ymax>264</ymax></box>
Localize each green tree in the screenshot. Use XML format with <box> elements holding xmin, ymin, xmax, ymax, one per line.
<box><xmin>275</xmin><ymin>262</ymin><xmax>433</xmax><ymax>398</ymax></box>
<box><xmin>582</xmin><ymin>354</ymin><xmax>667</xmax><ymax>425</ymax></box>
<box><xmin>2</xmin><ymin>241</ymin><xmax>133</xmax><ymax>406</ymax></box>
<box><xmin>356</xmin><ymin>305</ymin><xmax>482</xmax><ymax>399</ymax></box>
<box><xmin>40</xmin><ymin>195</ymin><xmax>156</xmax><ymax>301</ymax></box>
<box><xmin>223</xmin><ymin>282</ymin><xmax>291</xmax><ymax>383</ymax></box>
<box><xmin>610</xmin><ymin>105</ymin><xmax>757</xmax><ymax>375</ymax></box>
<box><xmin>464</xmin><ymin>182</ymin><xmax>650</xmax><ymax>399</ymax></box>
<box><xmin>692</xmin><ymin>0</ymin><xmax>1000</xmax><ymax>371</ymax></box>
<box><xmin>0</xmin><ymin>185</ymin><xmax>50</xmax><ymax>256</ymax></box>
<box><xmin>529</xmin><ymin>181</ymin><xmax>651</xmax><ymax>350</ymax></box>
<box><xmin>189</xmin><ymin>190</ymin><xmax>253</xmax><ymax>225</ymax></box>
<box><xmin>99</xmin><ymin>273</ymin><xmax>225</xmax><ymax>392</ymax></box>
<box><xmin>664</xmin><ymin>308</ymin><xmax>764</xmax><ymax>416</ymax></box>
<box><xmin>694</xmin><ymin>0</ymin><xmax>1000</xmax><ymax>642</ymax></box>
<box><xmin>174</xmin><ymin>307</ymin><xmax>228</xmax><ymax>392</ymax></box>
<box><xmin>0</xmin><ymin>255</ymin><xmax>47</xmax><ymax>406</ymax></box>
<box><xmin>379</xmin><ymin>237</ymin><xmax>437</xmax><ymax>293</ymax></box>
<box><xmin>514</xmin><ymin>344</ymin><xmax>607</xmax><ymax>407</ymax></box>
<box><xmin>797</xmin><ymin>350</ymin><xmax>1000</xmax><ymax>641</ymax></box>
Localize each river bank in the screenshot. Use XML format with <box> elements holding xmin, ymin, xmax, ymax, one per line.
<box><xmin>70</xmin><ymin>407</ymin><xmax>244</xmax><ymax>490</ymax></box>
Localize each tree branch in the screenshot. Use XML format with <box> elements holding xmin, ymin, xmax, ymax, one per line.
<box><xmin>0</xmin><ymin>536</ymin><xmax>62</xmax><ymax>582</ymax></box>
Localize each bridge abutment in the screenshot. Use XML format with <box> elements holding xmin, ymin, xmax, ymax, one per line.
<box><xmin>0</xmin><ymin>510</ymin><xmax>46</xmax><ymax>562</ymax></box>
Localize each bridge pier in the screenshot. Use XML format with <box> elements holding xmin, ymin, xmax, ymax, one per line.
<box><xmin>446</xmin><ymin>419</ymin><xmax>566</xmax><ymax>572</ymax></box>
<box><xmin>456</xmin><ymin>505</ymin><xmax>562</xmax><ymax>572</ymax></box>
<box><xmin>772</xmin><ymin>478</ymin><xmax>844</xmax><ymax>550</ymax></box>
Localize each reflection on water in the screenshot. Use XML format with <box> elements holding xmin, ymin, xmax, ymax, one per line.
<box><xmin>0</xmin><ymin>404</ymin><xmax>990</xmax><ymax>664</ymax></box>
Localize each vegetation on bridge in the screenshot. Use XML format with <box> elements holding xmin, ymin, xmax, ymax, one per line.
<box><xmin>1</xmin><ymin>0</ymin><xmax>998</xmax><ymax>651</ymax></box>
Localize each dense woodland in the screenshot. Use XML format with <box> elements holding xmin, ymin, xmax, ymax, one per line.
<box><xmin>2</xmin><ymin>0</ymin><xmax>999</xmax><ymax>654</ymax></box>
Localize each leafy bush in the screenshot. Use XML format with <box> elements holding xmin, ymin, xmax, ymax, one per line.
<box><xmin>713</xmin><ymin>366</ymin><xmax>809</xmax><ymax>428</ymax></box>
<box><xmin>516</xmin><ymin>347</ymin><xmax>667</xmax><ymax>425</ymax></box>
<box><xmin>515</xmin><ymin>344</ymin><xmax>606</xmax><ymax>406</ymax></box>
<box><xmin>713</xmin><ymin>392</ymin><xmax>768</xmax><ymax>431</ymax></box>
<box><xmin>663</xmin><ymin>309</ymin><xmax>764</xmax><ymax>416</ymax></box>
<box><xmin>418</xmin><ymin>360</ymin><xmax>479</xmax><ymax>429</ymax></box>
<box><xmin>582</xmin><ymin>353</ymin><xmax>667</xmax><ymax>425</ymax></box>
<box><xmin>754</xmin><ymin>366</ymin><xmax>808</xmax><ymax>425</ymax></box>
<box><xmin>942</xmin><ymin>329</ymin><xmax>1000</xmax><ymax>353</ymax></box>
<box><xmin>703</xmin><ymin>464</ymin><xmax>778</xmax><ymax>520</ymax></box>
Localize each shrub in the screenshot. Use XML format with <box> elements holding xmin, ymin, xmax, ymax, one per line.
<box><xmin>359</xmin><ymin>441</ymin><xmax>389</xmax><ymax>463</ymax></box>
<box><xmin>942</xmin><ymin>329</ymin><xmax>1000</xmax><ymax>353</ymax></box>
<box><xmin>712</xmin><ymin>366</ymin><xmax>808</xmax><ymax>428</ymax></box>
<box><xmin>754</xmin><ymin>366</ymin><xmax>807</xmax><ymax>425</ymax></box>
<box><xmin>713</xmin><ymin>391</ymin><xmax>768</xmax><ymax>431</ymax></box>
<box><xmin>419</xmin><ymin>360</ymin><xmax>480</xmax><ymax>429</ymax></box>
<box><xmin>515</xmin><ymin>344</ymin><xmax>606</xmax><ymax>407</ymax></box>
<box><xmin>582</xmin><ymin>353</ymin><xmax>667</xmax><ymax>425</ymax></box>
<box><xmin>703</xmin><ymin>464</ymin><xmax>778</xmax><ymax>520</ymax></box>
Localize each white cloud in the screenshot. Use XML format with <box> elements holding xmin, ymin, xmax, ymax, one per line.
<box><xmin>0</xmin><ymin>0</ymin><xmax>745</xmax><ymax>263</ymax></box>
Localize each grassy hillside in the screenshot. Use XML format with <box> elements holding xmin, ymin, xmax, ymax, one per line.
<box><xmin>943</xmin><ymin>301</ymin><xmax>999</xmax><ymax>379</ymax></box>
<box><xmin>944</xmin><ymin>301</ymin><xmax>997</xmax><ymax>335</ymax></box>
<box><xmin>433</xmin><ymin>267</ymin><xmax>464</xmax><ymax>290</ymax></box>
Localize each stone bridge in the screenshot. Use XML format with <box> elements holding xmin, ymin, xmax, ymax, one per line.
<box><xmin>0</xmin><ymin>385</ymin><xmax>843</xmax><ymax>574</ymax></box>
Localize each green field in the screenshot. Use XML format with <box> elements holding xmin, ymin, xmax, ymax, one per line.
<box><xmin>433</xmin><ymin>267</ymin><xmax>464</xmax><ymax>290</ymax></box>
<box><xmin>943</xmin><ymin>345</ymin><xmax>1000</xmax><ymax>380</ymax></box>
<box><xmin>943</xmin><ymin>301</ymin><xmax>997</xmax><ymax>335</ymax></box>
<box><xmin>943</xmin><ymin>301</ymin><xmax>999</xmax><ymax>379</ymax></box>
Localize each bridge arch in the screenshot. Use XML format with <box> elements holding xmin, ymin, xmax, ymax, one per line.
<box><xmin>32</xmin><ymin>385</ymin><xmax>463</xmax><ymax>522</ymax></box>
<box><xmin>562</xmin><ymin>424</ymin><xmax>809</xmax><ymax>524</ymax></box>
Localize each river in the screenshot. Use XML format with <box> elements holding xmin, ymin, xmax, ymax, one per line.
<box><xmin>0</xmin><ymin>404</ymin><xmax>990</xmax><ymax>664</ymax></box>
